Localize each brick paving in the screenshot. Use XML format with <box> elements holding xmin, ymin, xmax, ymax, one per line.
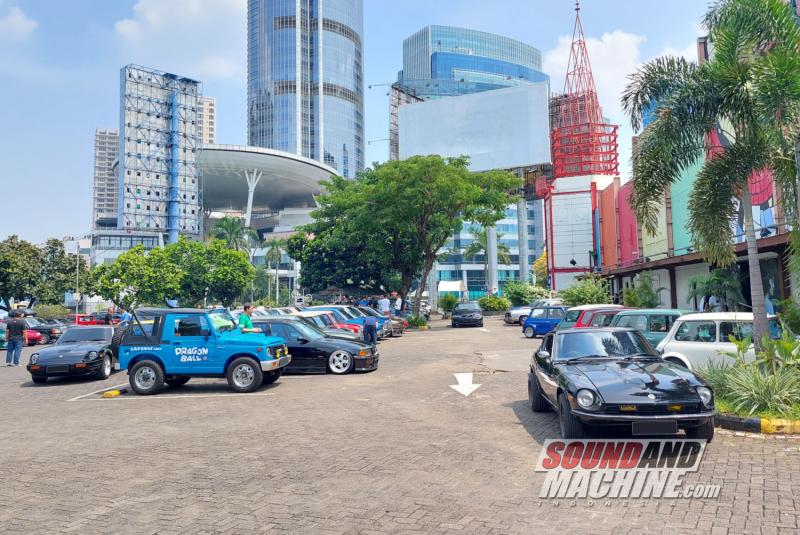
<box><xmin>0</xmin><ymin>318</ymin><xmax>798</xmax><ymax>534</ymax></box>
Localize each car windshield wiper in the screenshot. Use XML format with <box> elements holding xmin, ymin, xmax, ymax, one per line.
<box><xmin>557</xmin><ymin>354</ymin><xmax>613</xmax><ymax>364</ymax></box>
<box><xmin>622</xmin><ymin>353</ymin><xmax>660</xmax><ymax>359</ymax></box>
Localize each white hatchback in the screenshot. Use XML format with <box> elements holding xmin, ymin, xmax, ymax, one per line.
<box><xmin>655</xmin><ymin>312</ymin><xmax>781</xmax><ymax>370</ymax></box>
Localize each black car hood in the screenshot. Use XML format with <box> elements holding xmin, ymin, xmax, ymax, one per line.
<box><xmin>571</xmin><ymin>359</ymin><xmax>701</xmax><ymax>404</ymax></box>
<box><xmin>36</xmin><ymin>342</ymin><xmax>107</xmax><ymax>363</ymax></box>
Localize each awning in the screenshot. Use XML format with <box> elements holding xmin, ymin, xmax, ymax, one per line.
<box><xmin>438</xmin><ymin>280</ymin><xmax>466</xmax><ymax>292</ymax></box>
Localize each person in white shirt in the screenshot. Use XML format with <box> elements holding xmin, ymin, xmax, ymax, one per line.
<box><xmin>394</xmin><ymin>295</ymin><xmax>403</xmax><ymax>316</ymax></box>
<box><xmin>377</xmin><ymin>295</ymin><xmax>391</xmax><ymax>315</ymax></box>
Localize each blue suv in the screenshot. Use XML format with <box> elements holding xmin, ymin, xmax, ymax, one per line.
<box><xmin>117</xmin><ymin>308</ymin><xmax>291</xmax><ymax>395</ymax></box>
<box><xmin>522</xmin><ymin>306</ymin><xmax>567</xmax><ymax>338</ymax></box>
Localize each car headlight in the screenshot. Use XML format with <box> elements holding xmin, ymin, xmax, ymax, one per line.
<box><xmin>576</xmin><ymin>389</ymin><xmax>600</xmax><ymax>410</ymax></box>
<box><xmin>30</xmin><ymin>353</ymin><xmax>39</xmax><ymax>364</ymax></box>
<box><xmin>83</xmin><ymin>351</ymin><xmax>99</xmax><ymax>362</ymax></box>
<box><xmin>696</xmin><ymin>386</ymin><xmax>713</xmax><ymax>407</ymax></box>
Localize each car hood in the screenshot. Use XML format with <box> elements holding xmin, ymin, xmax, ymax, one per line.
<box><xmin>220</xmin><ymin>331</ymin><xmax>284</xmax><ymax>347</ymax></box>
<box><xmin>37</xmin><ymin>342</ymin><xmax>107</xmax><ymax>363</ymax></box>
<box><xmin>453</xmin><ymin>310</ymin><xmax>482</xmax><ymax>316</ymax></box>
<box><xmin>570</xmin><ymin>359</ymin><xmax>702</xmax><ymax>404</ymax></box>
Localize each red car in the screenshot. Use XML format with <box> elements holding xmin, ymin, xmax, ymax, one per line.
<box><xmin>575</xmin><ymin>307</ymin><xmax>629</xmax><ymax>328</ymax></box>
<box><xmin>68</xmin><ymin>314</ymin><xmax>97</xmax><ymax>326</ymax></box>
<box><xmin>26</xmin><ymin>329</ymin><xmax>42</xmax><ymax>346</ymax></box>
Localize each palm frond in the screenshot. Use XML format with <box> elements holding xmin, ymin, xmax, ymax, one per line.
<box><xmin>704</xmin><ymin>0</ymin><xmax>800</xmax><ymax>54</ymax></box>
<box><xmin>621</xmin><ymin>56</ymin><xmax>698</xmax><ymax>132</ymax></box>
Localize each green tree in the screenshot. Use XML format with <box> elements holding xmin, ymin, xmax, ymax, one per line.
<box><xmin>502</xmin><ymin>280</ymin><xmax>537</xmax><ymax>307</ymax></box>
<box><xmin>164</xmin><ymin>237</ymin><xmax>212</xmax><ymax>307</ymax></box>
<box><xmin>212</xmin><ymin>216</ymin><xmax>258</xmax><ymax>252</ymax></box>
<box><xmin>533</xmin><ymin>250</ymin><xmax>548</xmax><ymax>288</ymax></box>
<box><xmin>463</xmin><ymin>226</ymin><xmax>512</xmax><ymax>292</ymax></box>
<box><xmin>35</xmin><ymin>239</ymin><xmax>92</xmax><ymax>305</ymax></box>
<box><xmin>204</xmin><ymin>240</ymin><xmax>255</xmax><ymax>307</ymax></box>
<box><xmin>621</xmin><ymin>0</ymin><xmax>800</xmax><ymax>348</ymax></box>
<box><xmin>93</xmin><ymin>246</ymin><xmax>183</xmax><ymax>308</ymax></box>
<box><xmin>687</xmin><ymin>267</ymin><xmax>746</xmax><ymax>311</ymax></box>
<box><xmin>560</xmin><ymin>274</ymin><xmax>611</xmax><ymax>306</ymax></box>
<box><xmin>263</xmin><ymin>237</ymin><xmax>286</xmax><ymax>302</ymax></box>
<box><xmin>0</xmin><ymin>235</ymin><xmax>44</xmax><ymax>311</ymax></box>
<box><xmin>34</xmin><ymin>304</ymin><xmax>70</xmax><ymax>320</ymax></box>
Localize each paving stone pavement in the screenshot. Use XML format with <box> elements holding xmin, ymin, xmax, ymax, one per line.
<box><xmin>1</xmin><ymin>317</ymin><xmax>799</xmax><ymax>534</ymax></box>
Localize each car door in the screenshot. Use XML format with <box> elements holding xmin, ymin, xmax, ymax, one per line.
<box><xmin>666</xmin><ymin>319</ymin><xmax>719</xmax><ymax>369</ymax></box>
<box><xmin>270</xmin><ymin>323</ymin><xmax>318</xmax><ymax>373</ymax></box>
<box><xmin>645</xmin><ymin>314</ymin><xmax>673</xmax><ymax>346</ymax></box>
<box><xmin>526</xmin><ymin>308</ymin><xmax>546</xmax><ymax>332</ymax></box>
<box><xmin>169</xmin><ymin>314</ymin><xmax>215</xmax><ymax>373</ymax></box>
<box><xmin>534</xmin><ymin>333</ymin><xmax>558</xmax><ymax>402</ymax></box>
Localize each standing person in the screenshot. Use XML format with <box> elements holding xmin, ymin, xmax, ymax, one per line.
<box><xmin>363</xmin><ymin>314</ymin><xmax>378</xmax><ymax>345</ymax></box>
<box><xmin>119</xmin><ymin>308</ymin><xmax>132</xmax><ymax>324</ymax></box>
<box><xmin>369</xmin><ymin>295</ymin><xmax>378</xmax><ymax>309</ymax></box>
<box><xmin>5</xmin><ymin>311</ymin><xmax>28</xmax><ymax>367</ymax></box>
<box><xmin>393</xmin><ymin>293</ymin><xmax>403</xmax><ymax>317</ymax></box>
<box><xmin>377</xmin><ymin>294</ymin><xmax>391</xmax><ymax>316</ymax></box>
<box><xmin>238</xmin><ymin>304</ymin><xmax>262</xmax><ymax>334</ymax></box>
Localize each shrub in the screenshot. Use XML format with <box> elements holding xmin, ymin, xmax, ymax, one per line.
<box><xmin>502</xmin><ymin>281</ymin><xmax>535</xmax><ymax>306</ymax></box>
<box><xmin>779</xmin><ymin>299</ymin><xmax>800</xmax><ymax>336</ymax></box>
<box><xmin>34</xmin><ymin>304</ymin><xmax>70</xmax><ymax>320</ymax></box>
<box><xmin>621</xmin><ymin>288</ymin><xmax>640</xmax><ymax>308</ymax></box>
<box><xmin>407</xmin><ymin>314</ymin><xmax>428</xmax><ymax>328</ymax></box>
<box><xmin>439</xmin><ymin>294</ymin><xmax>458</xmax><ymax>314</ymax></box>
<box><xmin>698</xmin><ymin>361</ymin><xmax>733</xmax><ymax>400</ymax></box>
<box><xmin>726</xmin><ymin>365</ymin><xmax>800</xmax><ymax>416</ymax></box>
<box><xmin>478</xmin><ymin>295</ymin><xmax>511</xmax><ymax>311</ymax></box>
<box><xmin>560</xmin><ymin>274</ymin><xmax>610</xmax><ymax>306</ymax></box>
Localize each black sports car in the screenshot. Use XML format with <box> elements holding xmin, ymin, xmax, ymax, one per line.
<box><xmin>27</xmin><ymin>326</ymin><xmax>116</xmax><ymax>384</ymax></box>
<box><xmin>451</xmin><ymin>302</ymin><xmax>484</xmax><ymax>328</ymax></box>
<box><xmin>22</xmin><ymin>316</ymin><xmax>65</xmax><ymax>344</ymax></box>
<box><xmin>253</xmin><ymin>317</ymin><xmax>378</xmax><ymax>374</ymax></box>
<box><xmin>528</xmin><ymin>327</ymin><xmax>716</xmax><ymax>441</ymax></box>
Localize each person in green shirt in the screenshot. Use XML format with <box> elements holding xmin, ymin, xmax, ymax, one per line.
<box><xmin>238</xmin><ymin>304</ymin><xmax>262</xmax><ymax>333</ymax></box>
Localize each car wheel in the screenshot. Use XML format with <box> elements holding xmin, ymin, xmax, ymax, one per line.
<box><xmin>262</xmin><ymin>368</ymin><xmax>283</xmax><ymax>385</ymax></box>
<box><xmin>479</xmin><ymin>321</ymin><xmax>484</xmax><ymax>327</ymax></box>
<box><xmin>451</xmin><ymin>322</ymin><xmax>456</xmax><ymax>328</ymax></box>
<box><xmin>558</xmin><ymin>393</ymin><xmax>585</xmax><ymax>439</ymax></box>
<box><xmin>328</xmin><ymin>350</ymin><xmax>355</xmax><ymax>374</ymax></box>
<box><xmin>165</xmin><ymin>377</ymin><xmax>190</xmax><ymax>388</ymax></box>
<box><xmin>31</xmin><ymin>375</ymin><xmax>47</xmax><ymax>384</ymax></box>
<box><xmin>95</xmin><ymin>354</ymin><xmax>112</xmax><ymax>380</ymax></box>
<box><xmin>524</xmin><ymin>326</ymin><xmax>536</xmax><ymax>339</ymax></box>
<box><xmin>528</xmin><ymin>375</ymin><xmax>549</xmax><ymax>412</ymax></box>
<box><xmin>685</xmin><ymin>419</ymin><xmax>715</xmax><ymax>442</ymax></box>
<box><xmin>110</xmin><ymin>324</ymin><xmax>127</xmax><ymax>358</ymax></box>
<box><xmin>129</xmin><ymin>359</ymin><xmax>165</xmax><ymax>395</ymax></box>
<box><xmin>40</xmin><ymin>333</ymin><xmax>51</xmax><ymax>344</ymax></box>
<box><xmin>518</xmin><ymin>315</ymin><xmax>528</xmax><ymax>325</ymax></box>
<box><xmin>226</xmin><ymin>357</ymin><xmax>263</xmax><ymax>393</ymax></box>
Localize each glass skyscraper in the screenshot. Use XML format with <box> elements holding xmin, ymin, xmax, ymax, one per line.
<box><xmin>247</xmin><ymin>0</ymin><xmax>364</xmax><ymax>177</ymax></box>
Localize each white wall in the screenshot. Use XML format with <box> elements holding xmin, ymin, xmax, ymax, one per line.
<box><xmin>675</xmin><ymin>263</ymin><xmax>711</xmax><ymax>311</ymax></box>
<box><xmin>398</xmin><ymin>83</ymin><xmax>551</xmax><ymax>171</ymax></box>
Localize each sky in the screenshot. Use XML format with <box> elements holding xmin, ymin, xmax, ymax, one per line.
<box><xmin>0</xmin><ymin>0</ymin><xmax>707</xmax><ymax>244</ymax></box>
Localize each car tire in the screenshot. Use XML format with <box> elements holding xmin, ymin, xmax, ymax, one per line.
<box><xmin>518</xmin><ymin>315</ymin><xmax>528</xmax><ymax>325</ymax></box>
<box><xmin>129</xmin><ymin>359</ymin><xmax>165</xmax><ymax>395</ymax></box>
<box><xmin>328</xmin><ymin>350</ymin><xmax>355</xmax><ymax>374</ymax></box>
<box><xmin>31</xmin><ymin>375</ymin><xmax>47</xmax><ymax>384</ymax></box>
<box><xmin>110</xmin><ymin>324</ymin><xmax>127</xmax><ymax>358</ymax></box>
<box><xmin>558</xmin><ymin>393</ymin><xmax>585</xmax><ymax>439</ymax></box>
<box><xmin>528</xmin><ymin>375</ymin><xmax>549</xmax><ymax>412</ymax></box>
<box><xmin>95</xmin><ymin>354</ymin><xmax>112</xmax><ymax>380</ymax></box>
<box><xmin>226</xmin><ymin>357</ymin><xmax>263</xmax><ymax>393</ymax></box>
<box><xmin>262</xmin><ymin>368</ymin><xmax>283</xmax><ymax>385</ymax></box>
<box><xmin>479</xmin><ymin>321</ymin><xmax>484</xmax><ymax>327</ymax></box>
<box><xmin>524</xmin><ymin>326</ymin><xmax>536</xmax><ymax>339</ymax></box>
<box><xmin>685</xmin><ymin>419</ymin><xmax>715</xmax><ymax>442</ymax></box>
<box><xmin>40</xmin><ymin>333</ymin><xmax>51</xmax><ymax>344</ymax></box>
<box><xmin>165</xmin><ymin>377</ymin><xmax>190</xmax><ymax>388</ymax></box>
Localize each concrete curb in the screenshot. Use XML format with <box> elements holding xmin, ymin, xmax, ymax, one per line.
<box><xmin>716</xmin><ymin>413</ymin><xmax>800</xmax><ymax>434</ymax></box>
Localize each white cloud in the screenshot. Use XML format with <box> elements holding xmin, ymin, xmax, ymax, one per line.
<box><xmin>0</xmin><ymin>5</ymin><xmax>37</xmax><ymax>41</ymax></box>
<box><xmin>114</xmin><ymin>0</ymin><xmax>246</xmax><ymax>80</ymax></box>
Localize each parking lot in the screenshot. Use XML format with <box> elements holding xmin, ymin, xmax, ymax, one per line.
<box><xmin>2</xmin><ymin>317</ymin><xmax>800</xmax><ymax>534</ymax></box>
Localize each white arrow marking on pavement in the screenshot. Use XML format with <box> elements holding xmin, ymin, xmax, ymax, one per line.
<box><xmin>449</xmin><ymin>373</ymin><xmax>481</xmax><ymax>397</ymax></box>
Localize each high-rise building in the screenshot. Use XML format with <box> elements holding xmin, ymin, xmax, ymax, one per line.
<box><xmin>92</xmin><ymin>128</ymin><xmax>119</xmax><ymax>230</ymax></box>
<box><xmin>247</xmin><ymin>0</ymin><xmax>364</xmax><ymax>177</ymax></box>
<box><xmin>395</xmin><ymin>27</ymin><xmax>550</xmax><ymax>299</ymax></box>
<box><xmin>197</xmin><ymin>96</ymin><xmax>217</xmax><ymax>144</ymax></box>
<box><xmin>118</xmin><ymin>64</ymin><xmax>202</xmax><ymax>243</ymax></box>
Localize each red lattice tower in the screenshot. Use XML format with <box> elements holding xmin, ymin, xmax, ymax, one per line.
<box><xmin>551</xmin><ymin>2</ymin><xmax>619</xmax><ymax>179</ymax></box>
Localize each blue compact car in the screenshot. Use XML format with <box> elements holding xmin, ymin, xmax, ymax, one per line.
<box><xmin>117</xmin><ymin>308</ymin><xmax>290</xmax><ymax>395</ymax></box>
<box><xmin>522</xmin><ymin>306</ymin><xmax>567</xmax><ymax>338</ymax></box>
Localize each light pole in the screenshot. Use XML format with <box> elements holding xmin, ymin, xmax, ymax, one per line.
<box><xmin>64</xmin><ymin>234</ymin><xmax>91</xmax><ymax>315</ymax></box>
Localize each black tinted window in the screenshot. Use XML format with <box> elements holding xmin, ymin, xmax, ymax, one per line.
<box><xmin>58</xmin><ymin>328</ymin><xmax>112</xmax><ymax>344</ymax></box>
<box><xmin>556</xmin><ymin>331</ymin><xmax>655</xmax><ymax>360</ymax></box>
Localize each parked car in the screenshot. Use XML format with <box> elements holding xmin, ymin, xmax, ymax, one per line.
<box><xmin>0</xmin><ymin>321</ymin><xmax>5</xmax><ymax>350</ymax></box>
<box><xmin>25</xmin><ymin>329</ymin><xmax>42</xmax><ymax>346</ymax></box>
<box><xmin>522</xmin><ymin>306</ymin><xmax>567</xmax><ymax>338</ymax></box>
<box><xmin>528</xmin><ymin>327</ymin><xmax>716</xmax><ymax>440</ymax></box>
<box><xmin>27</xmin><ymin>326</ymin><xmax>116</xmax><ymax>384</ymax></box>
<box><xmin>294</xmin><ymin>310</ymin><xmax>362</xmax><ymax>341</ymax></box>
<box><xmin>306</xmin><ymin>306</ymin><xmax>369</xmax><ymax>335</ymax></box>
<box><xmin>451</xmin><ymin>302</ymin><xmax>484</xmax><ymax>328</ymax></box>
<box><xmin>505</xmin><ymin>298</ymin><xmax>564</xmax><ymax>325</ymax></box>
<box><xmin>581</xmin><ymin>307</ymin><xmax>629</xmax><ymax>328</ymax></box>
<box><xmin>21</xmin><ymin>316</ymin><xmax>65</xmax><ymax>344</ymax></box>
<box><xmin>609</xmin><ymin>309</ymin><xmax>688</xmax><ymax>346</ymax></box>
<box><xmin>339</xmin><ymin>306</ymin><xmax>391</xmax><ymax>337</ymax></box>
<box><xmin>556</xmin><ymin>304</ymin><xmax>623</xmax><ymax>331</ymax></box>
<box><xmin>90</xmin><ymin>311</ymin><xmax>121</xmax><ymax>325</ymax></box>
<box><xmin>253</xmin><ymin>316</ymin><xmax>378</xmax><ymax>375</ymax></box>
<box><xmin>357</xmin><ymin>306</ymin><xmax>406</xmax><ymax>337</ymax></box>
<box><xmin>655</xmin><ymin>312</ymin><xmax>783</xmax><ymax>370</ymax></box>
<box><xmin>117</xmin><ymin>307</ymin><xmax>290</xmax><ymax>395</ymax></box>
<box><xmin>67</xmin><ymin>314</ymin><xmax>99</xmax><ymax>326</ymax></box>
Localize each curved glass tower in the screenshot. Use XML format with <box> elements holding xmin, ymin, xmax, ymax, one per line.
<box><xmin>248</xmin><ymin>0</ymin><xmax>364</xmax><ymax>177</ymax></box>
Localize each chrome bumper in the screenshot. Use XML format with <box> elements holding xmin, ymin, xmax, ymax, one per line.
<box><xmin>261</xmin><ymin>355</ymin><xmax>291</xmax><ymax>372</ymax></box>
<box><xmin>572</xmin><ymin>409</ymin><xmax>717</xmax><ymax>422</ymax></box>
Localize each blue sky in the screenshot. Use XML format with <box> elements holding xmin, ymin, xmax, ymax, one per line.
<box><xmin>0</xmin><ymin>0</ymin><xmax>706</xmax><ymax>243</ymax></box>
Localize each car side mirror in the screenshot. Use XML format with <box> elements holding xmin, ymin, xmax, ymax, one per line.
<box><xmin>538</xmin><ymin>350</ymin><xmax>551</xmax><ymax>360</ymax></box>
<box><xmin>297</xmin><ymin>337</ymin><xmax>309</xmax><ymax>344</ymax></box>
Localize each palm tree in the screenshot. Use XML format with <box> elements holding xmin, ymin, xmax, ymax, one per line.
<box><xmin>463</xmin><ymin>226</ymin><xmax>512</xmax><ymax>292</ymax></box>
<box><xmin>212</xmin><ymin>216</ymin><xmax>258</xmax><ymax>252</ymax></box>
<box><xmin>263</xmin><ymin>237</ymin><xmax>286</xmax><ymax>303</ymax></box>
<box><xmin>621</xmin><ymin>0</ymin><xmax>800</xmax><ymax>349</ymax></box>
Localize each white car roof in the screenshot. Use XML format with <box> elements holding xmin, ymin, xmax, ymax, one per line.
<box><xmin>675</xmin><ymin>312</ymin><xmax>775</xmax><ymax>321</ymax></box>
<box><xmin>566</xmin><ymin>304</ymin><xmax>623</xmax><ymax>311</ymax></box>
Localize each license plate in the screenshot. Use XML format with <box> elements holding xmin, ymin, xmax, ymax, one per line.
<box><xmin>632</xmin><ymin>420</ymin><xmax>678</xmax><ymax>435</ymax></box>
<box><xmin>47</xmin><ymin>365</ymin><xmax>68</xmax><ymax>373</ymax></box>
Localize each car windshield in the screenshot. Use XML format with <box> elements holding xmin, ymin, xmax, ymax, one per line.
<box><xmin>57</xmin><ymin>328</ymin><xmax>111</xmax><ymax>344</ymax></box>
<box><xmin>208</xmin><ymin>309</ymin><xmax>235</xmax><ymax>332</ymax></box>
<box><xmin>556</xmin><ymin>330</ymin><xmax>656</xmax><ymax>360</ymax></box>
<box><xmin>454</xmin><ymin>303</ymin><xmax>481</xmax><ymax>312</ymax></box>
<box><xmin>335</xmin><ymin>307</ymin><xmax>357</xmax><ymax>319</ymax></box>
<box><xmin>25</xmin><ymin>317</ymin><xmax>43</xmax><ymax>326</ymax></box>
<box><xmin>564</xmin><ymin>310</ymin><xmax>582</xmax><ymax>322</ymax></box>
<box><xmin>346</xmin><ymin>307</ymin><xmax>367</xmax><ymax>317</ymax></box>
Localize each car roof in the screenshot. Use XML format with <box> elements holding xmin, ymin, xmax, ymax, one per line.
<box><xmin>295</xmin><ymin>310</ymin><xmax>330</xmax><ymax>317</ymax></box>
<box><xmin>251</xmin><ymin>316</ymin><xmax>302</xmax><ymax>322</ymax></box>
<box><xmin>615</xmin><ymin>308</ymin><xmax>688</xmax><ymax>315</ymax></box>
<box><xmin>65</xmin><ymin>325</ymin><xmax>114</xmax><ymax>330</ymax></box>
<box><xmin>558</xmin><ymin>326</ymin><xmax>637</xmax><ymax>334</ymax></box>
<box><xmin>674</xmin><ymin>312</ymin><xmax>776</xmax><ymax>321</ymax></box>
<box><xmin>567</xmin><ymin>304</ymin><xmax>622</xmax><ymax>311</ymax></box>
<box><xmin>135</xmin><ymin>307</ymin><xmax>208</xmax><ymax>316</ymax></box>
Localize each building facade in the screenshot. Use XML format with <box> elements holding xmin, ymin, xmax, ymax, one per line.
<box><xmin>117</xmin><ymin>64</ymin><xmax>202</xmax><ymax>243</ymax></box>
<box><xmin>92</xmin><ymin>128</ymin><xmax>119</xmax><ymax>230</ymax></box>
<box><xmin>247</xmin><ymin>0</ymin><xmax>364</xmax><ymax>177</ymax></box>
<box><xmin>197</xmin><ymin>96</ymin><xmax>217</xmax><ymax>144</ymax></box>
